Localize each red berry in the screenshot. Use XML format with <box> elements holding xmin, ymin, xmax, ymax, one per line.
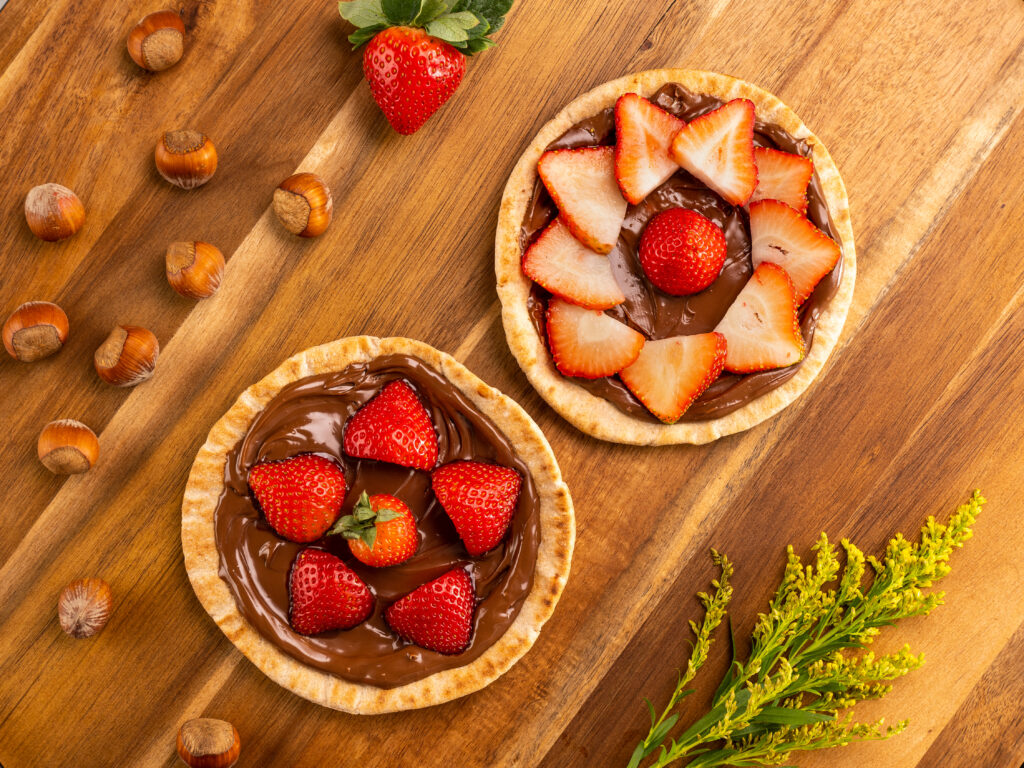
<box><xmin>343</xmin><ymin>380</ymin><xmax>439</xmax><ymax>470</ymax></box>
<box><xmin>329</xmin><ymin>491</ymin><xmax>419</xmax><ymax>567</ymax></box>
<box><xmin>249</xmin><ymin>454</ymin><xmax>347</xmax><ymax>543</ymax></box>
<box><xmin>431</xmin><ymin>461</ymin><xmax>521</xmax><ymax>556</ymax></box>
<box><xmin>288</xmin><ymin>549</ymin><xmax>374</xmax><ymax>635</ymax></box>
<box><xmin>363</xmin><ymin>27</ymin><xmax>465</xmax><ymax>135</ymax></box>
<box><xmin>385</xmin><ymin>568</ymin><xmax>475</xmax><ymax>654</ymax></box>
<box><xmin>639</xmin><ymin>208</ymin><xmax>727</xmax><ymax>295</ymax></box>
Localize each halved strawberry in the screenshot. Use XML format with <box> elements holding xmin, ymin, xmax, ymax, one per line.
<box><xmin>669</xmin><ymin>99</ymin><xmax>757</xmax><ymax>206</ymax></box>
<box><xmin>546</xmin><ymin>298</ymin><xmax>645</xmax><ymax>378</ymax></box>
<box><xmin>431</xmin><ymin>461</ymin><xmax>521</xmax><ymax>556</ymax></box>
<box><xmin>343</xmin><ymin>380</ymin><xmax>438</xmax><ymax>470</ymax></box>
<box><xmin>385</xmin><ymin>568</ymin><xmax>475</xmax><ymax>654</ymax></box>
<box><xmin>288</xmin><ymin>549</ymin><xmax>374</xmax><ymax>635</ymax></box>
<box><xmin>614</xmin><ymin>93</ymin><xmax>683</xmax><ymax>205</ymax></box>
<box><xmin>749</xmin><ymin>199</ymin><xmax>841</xmax><ymax>303</ymax></box>
<box><xmin>748</xmin><ymin>147</ymin><xmax>813</xmax><ymax>213</ymax></box>
<box><xmin>537</xmin><ymin>146</ymin><xmax>627</xmax><ymax>254</ymax></box>
<box><xmin>249</xmin><ymin>454</ymin><xmax>347</xmax><ymax>543</ymax></box>
<box><xmin>619</xmin><ymin>333</ymin><xmax>727</xmax><ymax>423</ymax></box>
<box><xmin>522</xmin><ymin>218</ymin><xmax>625</xmax><ymax>309</ymax></box>
<box><xmin>714</xmin><ymin>262</ymin><xmax>804</xmax><ymax>373</ymax></box>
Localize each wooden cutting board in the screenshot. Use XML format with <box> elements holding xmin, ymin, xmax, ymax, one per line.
<box><xmin>2</xmin><ymin>1</ymin><xmax>1023</xmax><ymax>766</ymax></box>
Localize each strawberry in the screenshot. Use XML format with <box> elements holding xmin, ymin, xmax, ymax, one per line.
<box><xmin>288</xmin><ymin>548</ymin><xmax>374</xmax><ymax>635</ymax></box>
<box><xmin>614</xmin><ymin>93</ymin><xmax>684</xmax><ymax>204</ymax></box>
<box><xmin>522</xmin><ymin>218</ymin><xmax>625</xmax><ymax>309</ymax></box>
<box><xmin>249</xmin><ymin>454</ymin><xmax>347</xmax><ymax>543</ymax></box>
<box><xmin>748</xmin><ymin>147</ymin><xmax>813</xmax><ymax>213</ymax></box>
<box><xmin>638</xmin><ymin>208</ymin><xmax>727</xmax><ymax>295</ymax></box>
<box><xmin>620</xmin><ymin>333</ymin><xmax>727</xmax><ymax>423</ymax></box>
<box><xmin>546</xmin><ymin>298</ymin><xmax>645</xmax><ymax>379</ymax></box>
<box><xmin>431</xmin><ymin>461</ymin><xmax>521</xmax><ymax>556</ymax></box>
<box><xmin>329</xmin><ymin>491</ymin><xmax>418</xmax><ymax>567</ymax></box>
<box><xmin>670</xmin><ymin>99</ymin><xmax>758</xmax><ymax>206</ymax></box>
<box><xmin>749</xmin><ymin>199</ymin><xmax>841</xmax><ymax>303</ymax></box>
<box><xmin>340</xmin><ymin>0</ymin><xmax>512</xmax><ymax>136</ymax></box>
<box><xmin>537</xmin><ymin>146</ymin><xmax>627</xmax><ymax>254</ymax></box>
<box><xmin>714</xmin><ymin>262</ymin><xmax>805</xmax><ymax>373</ymax></box>
<box><xmin>385</xmin><ymin>568</ymin><xmax>475</xmax><ymax>654</ymax></box>
<box><xmin>344</xmin><ymin>380</ymin><xmax>439</xmax><ymax>470</ymax></box>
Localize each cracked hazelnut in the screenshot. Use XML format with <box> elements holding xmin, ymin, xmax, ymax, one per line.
<box><xmin>25</xmin><ymin>183</ymin><xmax>85</xmax><ymax>241</ymax></box>
<box><xmin>38</xmin><ymin>419</ymin><xmax>99</xmax><ymax>474</ymax></box>
<box><xmin>166</xmin><ymin>241</ymin><xmax>225</xmax><ymax>299</ymax></box>
<box><xmin>3</xmin><ymin>301</ymin><xmax>69</xmax><ymax>362</ymax></box>
<box><xmin>177</xmin><ymin>718</ymin><xmax>240</xmax><ymax>768</ymax></box>
<box><xmin>58</xmin><ymin>578</ymin><xmax>112</xmax><ymax>638</ymax></box>
<box><xmin>127</xmin><ymin>10</ymin><xmax>185</xmax><ymax>72</ymax></box>
<box><xmin>94</xmin><ymin>325</ymin><xmax>159</xmax><ymax>386</ymax></box>
<box><xmin>273</xmin><ymin>173</ymin><xmax>332</xmax><ymax>237</ymax></box>
<box><xmin>156</xmin><ymin>130</ymin><xmax>217</xmax><ymax>189</ymax></box>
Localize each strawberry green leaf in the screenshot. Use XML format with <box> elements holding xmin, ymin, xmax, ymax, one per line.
<box><xmin>382</xmin><ymin>0</ymin><xmax>422</xmax><ymax>25</ymax></box>
<box><xmin>339</xmin><ymin>0</ymin><xmax>387</xmax><ymax>27</ymax></box>
<box><xmin>348</xmin><ymin>24</ymin><xmax>386</xmax><ymax>47</ymax></box>
<box><xmin>426</xmin><ymin>11</ymin><xmax>479</xmax><ymax>44</ymax></box>
<box><xmin>374</xmin><ymin>508</ymin><xmax>403</xmax><ymax>522</ymax></box>
<box><xmin>464</xmin><ymin>36</ymin><xmax>495</xmax><ymax>53</ymax></box>
<box><xmin>413</xmin><ymin>0</ymin><xmax>451</xmax><ymax>25</ymax></box>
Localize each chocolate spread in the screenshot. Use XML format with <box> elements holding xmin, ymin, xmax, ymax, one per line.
<box><xmin>214</xmin><ymin>354</ymin><xmax>540</xmax><ymax>688</ymax></box>
<box><xmin>520</xmin><ymin>83</ymin><xmax>844</xmax><ymax>422</ymax></box>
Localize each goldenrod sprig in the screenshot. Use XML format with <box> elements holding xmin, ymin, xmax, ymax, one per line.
<box><xmin>629</xmin><ymin>491</ymin><xmax>984</xmax><ymax>768</ymax></box>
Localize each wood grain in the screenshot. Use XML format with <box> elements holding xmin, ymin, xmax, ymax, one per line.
<box><xmin>1</xmin><ymin>1</ymin><xmax>1023</xmax><ymax>766</ymax></box>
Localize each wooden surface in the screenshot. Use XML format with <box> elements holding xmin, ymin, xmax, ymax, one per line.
<box><xmin>1</xmin><ymin>1</ymin><xmax>1024</xmax><ymax>766</ymax></box>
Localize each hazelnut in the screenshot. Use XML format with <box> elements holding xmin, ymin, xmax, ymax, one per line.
<box><xmin>156</xmin><ymin>130</ymin><xmax>217</xmax><ymax>189</ymax></box>
<box><xmin>94</xmin><ymin>325</ymin><xmax>159</xmax><ymax>386</ymax></box>
<box><xmin>3</xmin><ymin>301</ymin><xmax>69</xmax><ymax>362</ymax></box>
<box><xmin>58</xmin><ymin>578</ymin><xmax>112</xmax><ymax>638</ymax></box>
<box><xmin>166</xmin><ymin>241</ymin><xmax>225</xmax><ymax>299</ymax></box>
<box><xmin>38</xmin><ymin>419</ymin><xmax>99</xmax><ymax>474</ymax></box>
<box><xmin>127</xmin><ymin>10</ymin><xmax>185</xmax><ymax>72</ymax></box>
<box><xmin>177</xmin><ymin>718</ymin><xmax>240</xmax><ymax>768</ymax></box>
<box><xmin>273</xmin><ymin>173</ymin><xmax>333</xmax><ymax>237</ymax></box>
<box><xmin>24</xmin><ymin>183</ymin><xmax>85</xmax><ymax>241</ymax></box>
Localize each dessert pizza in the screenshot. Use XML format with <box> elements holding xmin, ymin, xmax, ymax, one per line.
<box><xmin>496</xmin><ymin>70</ymin><xmax>856</xmax><ymax>444</ymax></box>
<box><xmin>181</xmin><ymin>336</ymin><xmax>574</xmax><ymax>713</ymax></box>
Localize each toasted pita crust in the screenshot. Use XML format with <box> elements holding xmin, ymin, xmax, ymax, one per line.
<box><xmin>181</xmin><ymin>336</ymin><xmax>574</xmax><ymax>713</ymax></box>
<box><xmin>495</xmin><ymin>69</ymin><xmax>856</xmax><ymax>444</ymax></box>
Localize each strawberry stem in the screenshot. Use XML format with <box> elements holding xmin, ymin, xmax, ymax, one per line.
<box><xmin>339</xmin><ymin>0</ymin><xmax>513</xmax><ymax>53</ymax></box>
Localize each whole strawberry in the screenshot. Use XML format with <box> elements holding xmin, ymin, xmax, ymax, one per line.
<box><xmin>329</xmin><ymin>491</ymin><xmax>419</xmax><ymax>567</ymax></box>
<box><xmin>431</xmin><ymin>460</ymin><xmax>521</xmax><ymax>555</ymax></box>
<box><xmin>639</xmin><ymin>207</ymin><xmax>727</xmax><ymax>295</ymax></box>
<box><xmin>289</xmin><ymin>548</ymin><xmax>374</xmax><ymax>635</ymax></box>
<box><xmin>340</xmin><ymin>0</ymin><xmax>514</xmax><ymax>135</ymax></box>
<box><xmin>343</xmin><ymin>380</ymin><xmax>439</xmax><ymax>470</ymax></box>
<box><xmin>385</xmin><ymin>568</ymin><xmax>475</xmax><ymax>653</ymax></box>
<box><xmin>249</xmin><ymin>454</ymin><xmax>347</xmax><ymax>543</ymax></box>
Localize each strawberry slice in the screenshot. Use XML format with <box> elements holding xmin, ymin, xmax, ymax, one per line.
<box><xmin>714</xmin><ymin>262</ymin><xmax>804</xmax><ymax>373</ymax></box>
<box><xmin>614</xmin><ymin>93</ymin><xmax>683</xmax><ymax>205</ymax></box>
<box><xmin>748</xmin><ymin>147</ymin><xmax>813</xmax><ymax>213</ymax></box>
<box><xmin>546</xmin><ymin>298</ymin><xmax>645</xmax><ymax>379</ymax></box>
<box><xmin>537</xmin><ymin>146</ymin><xmax>627</xmax><ymax>254</ymax></box>
<box><xmin>522</xmin><ymin>218</ymin><xmax>625</xmax><ymax>309</ymax></box>
<box><xmin>669</xmin><ymin>99</ymin><xmax>757</xmax><ymax>206</ymax></box>
<box><xmin>619</xmin><ymin>333</ymin><xmax>727</xmax><ymax>423</ymax></box>
<box><xmin>343</xmin><ymin>380</ymin><xmax>438</xmax><ymax>470</ymax></box>
<box><xmin>288</xmin><ymin>549</ymin><xmax>374</xmax><ymax>635</ymax></box>
<box><xmin>385</xmin><ymin>568</ymin><xmax>475</xmax><ymax>654</ymax></box>
<box><xmin>431</xmin><ymin>461</ymin><xmax>521</xmax><ymax>556</ymax></box>
<box><xmin>749</xmin><ymin>199</ymin><xmax>841</xmax><ymax>303</ymax></box>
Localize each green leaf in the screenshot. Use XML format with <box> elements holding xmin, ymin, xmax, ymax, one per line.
<box><xmin>750</xmin><ymin>706</ymin><xmax>834</xmax><ymax>726</ymax></box>
<box><xmin>382</xmin><ymin>0</ymin><xmax>421</xmax><ymax>25</ymax></box>
<box><xmin>426</xmin><ymin>16</ymin><xmax>472</xmax><ymax>43</ymax></box>
<box><xmin>339</xmin><ymin>0</ymin><xmax>387</xmax><ymax>27</ymax></box>
<box><xmin>626</xmin><ymin>743</ymin><xmax>645</xmax><ymax>768</ymax></box>
<box><xmin>413</xmin><ymin>0</ymin><xmax>452</xmax><ymax>24</ymax></box>
<box><xmin>348</xmin><ymin>24</ymin><xmax>386</xmax><ymax>47</ymax></box>
<box><xmin>464</xmin><ymin>36</ymin><xmax>495</xmax><ymax>53</ymax></box>
<box><xmin>375</xmin><ymin>508</ymin><xmax>402</xmax><ymax>522</ymax></box>
<box><xmin>364</xmin><ymin>525</ymin><xmax>377</xmax><ymax>550</ymax></box>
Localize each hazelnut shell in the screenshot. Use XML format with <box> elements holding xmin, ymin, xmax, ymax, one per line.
<box><xmin>2</xmin><ymin>301</ymin><xmax>69</xmax><ymax>362</ymax></box>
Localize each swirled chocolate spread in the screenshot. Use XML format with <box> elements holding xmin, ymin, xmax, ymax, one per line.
<box><xmin>214</xmin><ymin>354</ymin><xmax>540</xmax><ymax>688</ymax></box>
<box><xmin>520</xmin><ymin>83</ymin><xmax>844</xmax><ymax>422</ymax></box>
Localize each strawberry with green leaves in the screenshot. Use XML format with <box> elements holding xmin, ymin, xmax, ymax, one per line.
<box><xmin>329</xmin><ymin>491</ymin><xmax>419</xmax><ymax>567</ymax></box>
<box><xmin>340</xmin><ymin>0</ymin><xmax>513</xmax><ymax>135</ymax></box>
